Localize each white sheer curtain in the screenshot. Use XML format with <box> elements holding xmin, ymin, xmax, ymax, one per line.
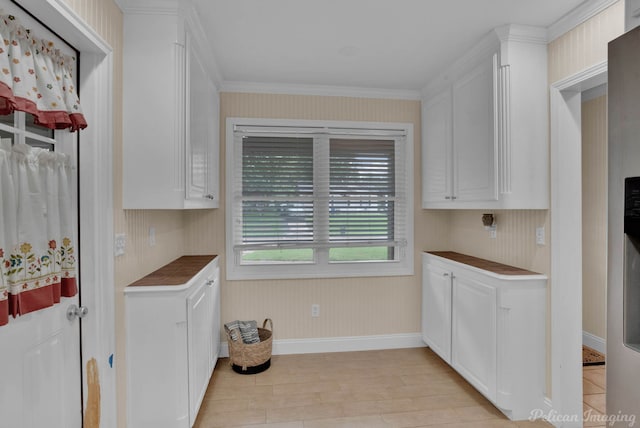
<box><xmin>0</xmin><ymin>141</ymin><xmax>76</xmax><ymax>325</ymax></box>
<box><xmin>0</xmin><ymin>141</ymin><xmax>15</xmax><ymax>325</ymax></box>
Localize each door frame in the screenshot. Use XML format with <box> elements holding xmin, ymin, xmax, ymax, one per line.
<box><xmin>17</xmin><ymin>0</ymin><xmax>116</xmax><ymax>425</ymax></box>
<box><xmin>549</xmin><ymin>60</ymin><xmax>607</xmax><ymax>426</ymax></box>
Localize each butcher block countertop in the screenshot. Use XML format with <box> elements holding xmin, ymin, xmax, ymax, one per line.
<box><xmin>127</xmin><ymin>255</ymin><xmax>217</xmax><ymax>287</ymax></box>
<box><xmin>427</xmin><ymin>251</ymin><xmax>542</xmax><ymax>276</ymax></box>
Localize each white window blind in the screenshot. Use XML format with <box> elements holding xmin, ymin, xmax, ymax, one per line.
<box><xmin>227</xmin><ymin>119</ymin><xmax>413</xmax><ymax>280</ymax></box>
<box><xmin>240</xmin><ymin>136</ymin><xmax>315</xmax><ymax>251</ymax></box>
<box><xmin>327</xmin><ymin>138</ymin><xmax>405</xmax><ymax>259</ymax></box>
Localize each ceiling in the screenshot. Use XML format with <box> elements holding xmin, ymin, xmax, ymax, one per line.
<box><xmin>190</xmin><ymin>0</ymin><xmax>586</xmax><ymax>92</ymax></box>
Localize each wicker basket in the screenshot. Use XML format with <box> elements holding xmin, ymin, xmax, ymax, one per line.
<box><xmin>225</xmin><ymin>318</ymin><xmax>273</xmax><ymax>374</ymax></box>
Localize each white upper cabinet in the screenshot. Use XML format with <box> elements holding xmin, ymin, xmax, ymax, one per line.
<box><xmin>122</xmin><ymin>3</ymin><xmax>219</xmax><ymax>209</ymax></box>
<box><xmin>421</xmin><ymin>25</ymin><xmax>548</xmax><ymax>209</ymax></box>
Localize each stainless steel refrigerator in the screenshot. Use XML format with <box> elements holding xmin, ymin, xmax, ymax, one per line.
<box><xmin>608</xmin><ymin>24</ymin><xmax>640</xmax><ymax>426</ymax></box>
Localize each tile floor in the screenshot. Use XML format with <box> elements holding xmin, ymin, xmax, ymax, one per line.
<box><xmin>583</xmin><ymin>364</ymin><xmax>606</xmax><ymax>427</ymax></box>
<box><xmin>194</xmin><ymin>347</ymin><xmax>553</xmax><ymax>427</ymax></box>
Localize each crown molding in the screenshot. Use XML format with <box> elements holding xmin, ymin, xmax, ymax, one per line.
<box><xmin>547</xmin><ymin>0</ymin><xmax>621</xmax><ymax>42</ymax></box>
<box><xmin>116</xmin><ymin>0</ymin><xmax>185</xmax><ymax>15</ymax></box>
<box><xmin>494</xmin><ymin>24</ymin><xmax>548</xmax><ymax>45</ymax></box>
<box><xmin>220</xmin><ymin>81</ymin><xmax>422</xmax><ymax>101</ymax></box>
<box><xmin>184</xmin><ymin>6</ymin><xmax>223</xmax><ymax>89</ymax></box>
<box><xmin>422</xmin><ymin>24</ymin><xmax>546</xmax><ymax>98</ymax></box>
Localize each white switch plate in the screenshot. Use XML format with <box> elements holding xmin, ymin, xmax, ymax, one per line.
<box><xmin>536</xmin><ymin>226</ymin><xmax>545</xmax><ymax>245</ymax></box>
<box><xmin>149</xmin><ymin>227</ymin><xmax>156</xmax><ymax>247</ymax></box>
<box><xmin>115</xmin><ymin>233</ymin><xmax>126</xmax><ymax>256</ymax></box>
<box><xmin>311</xmin><ymin>304</ymin><xmax>320</xmax><ymax>318</ymax></box>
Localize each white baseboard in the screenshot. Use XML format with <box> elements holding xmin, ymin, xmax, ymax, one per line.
<box><xmin>583</xmin><ymin>331</ymin><xmax>606</xmax><ymax>355</ymax></box>
<box><xmin>219</xmin><ymin>332</ymin><xmax>424</xmax><ymax>358</ymax></box>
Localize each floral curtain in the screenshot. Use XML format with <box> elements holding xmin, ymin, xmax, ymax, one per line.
<box><xmin>0</xmin><ymin>141</ymin><xmax>77</xmax><ymax>326</ymax></box>
<box><xmin>0</xmin><ymin>14</ymin><xmax>87</xmax><ymax>132</ymax></box>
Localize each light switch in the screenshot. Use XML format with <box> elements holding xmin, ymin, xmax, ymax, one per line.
<box><xmin>536</xmin><ymin>227</ymin><xmax>545</xmax><ymax>245</ymax></box>
<box><xmin>149</xmin><ymin>227</ymin><xmax>156</xmax><ymax>247</ymax></box>
<box><xmin>115</xmin><ymin>233</ymin><xmax>126</xmax><ymax>256</ymax></box>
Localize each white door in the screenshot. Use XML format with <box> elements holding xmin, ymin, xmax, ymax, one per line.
<box><xmin>0</xmin><ymin>2</ymin><xmax>83</xmax><ymax>426</ymax></box>
<box><xmin>0</xmin><ymin>294</ymin><xmax>82</xmax><ymax>427</ymax></box>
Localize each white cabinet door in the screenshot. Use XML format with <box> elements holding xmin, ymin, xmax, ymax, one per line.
<box><xmin>210</xmin><ymin>273</ymin><xmax>221</xmax><ymax>369</ymax></box>
<box><xmin>186</xmin><ymin>31</ymin><xmax>219</xmax><ymax>207</ymax></box>
<box><xmin>422</xmin><ymin>90</ymin><xmax>453</xmax><ymax>205</ymax></box>
<box><xmin>187</xmin><ymin>281</ymin><xmax>212</xmax><ymax>425</ymax></box>
<box><xmin>422</xmin><ymin>259</ymin><xmax>452</xmax><ymax>362</ymax></box>
<box><xmin>452</xmin><ymin>55</ymin><xmax>497</xmax><ymax>202</ymax></box>
<box><xmin>451</xmin><ymin>273</ymin><xmax>497</xmax><ymax>402</ymax></box>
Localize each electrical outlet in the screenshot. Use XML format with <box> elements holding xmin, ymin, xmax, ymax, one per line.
<box><xmin>149</xmin><ymin>227</ymin><xmax>156</xmax><ymax>247</ymax></box>
<box><xmin>115</xmin><ymin>233</ymin><xmax>126</xmax><ymax>256</ymax></box>
<box><xmin>311</xmin><ymin>304</ymin><xmax>320</xmax><ymax>318</ymax></box>
<box><xmin>536</xmin><ymin>226</ymin><xmax>545</xmax><ymax>245</ymax></box>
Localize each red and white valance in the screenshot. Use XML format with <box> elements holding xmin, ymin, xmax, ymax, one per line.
<box><xmin>0</xmin><ymin>14</ymin><xmax>87</xmax><ymax>132</ymax></box>
<box><xmin>0</xmin><ymin>142</ymin><xmax>77</xmax><ymax>326</ymax></box>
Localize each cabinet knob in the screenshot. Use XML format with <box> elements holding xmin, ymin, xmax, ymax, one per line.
<box><xmin>204</xmin><ymin>194</ymin><xmax>215</xmax><ymax>200</ymax></box>
<box><xmin>445</xmin><ymin>196</ymin><xmax>452</xmax><ymax>200</ymax></box>
<box><xmin>206</xmin><ymin>279</ymin><xmax>214</xmax><ymax>286</ymax></box>
<box><xmin>451</xmin><ymin>196</ymin><xmax>457</xmax><ymax>200</ymax></box>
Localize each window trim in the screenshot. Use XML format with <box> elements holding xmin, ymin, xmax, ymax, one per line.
<box><xmin>225</xmin><ymin>117</ymin><xmax>414</xmax><ymax>281</ymax></box>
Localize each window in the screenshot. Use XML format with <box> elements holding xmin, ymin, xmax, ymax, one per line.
<box><xmin>226</xmin><ymin>118</ymin><xmax>413</xmax><ymax>280</ymax></box>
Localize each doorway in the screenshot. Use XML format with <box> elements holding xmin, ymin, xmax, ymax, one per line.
<box><xmin>550</xmin><ymin>60</ymin><xmax>607</xmax><ymax>425</ymax></box>
<box><xmin>9</xmin><ymin>0</ymin><xmax>117</xmax><ymax>425</ymax></box>
<box><xmin>581</xmin><ymin>83</ymin><xmax>608</xmax><ymax>419</ymax></box>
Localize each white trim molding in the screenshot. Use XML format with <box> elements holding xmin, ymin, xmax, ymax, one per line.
<box><xmin>549</xmin><ymin>61</ymin><xmax>607</xmax><ymax>428</ymax></box>
<box><xmin>547</xmin><ymin>0</ymin><xmax>621</xmax><ymax>42</ymax></box>
<box><xmin>221</xmin><ymin>81</ymin><xmax>422</xmax><ymax>101</ymax></box>
<box><xmin>583</xmin><ymin>331</ymin><xmax>607</xmax><ymax>355</ymax></box>
<box><xmin>220</xmin><ymin>333</ymin><xmax>424</xmax><ymax>358</ymax></box>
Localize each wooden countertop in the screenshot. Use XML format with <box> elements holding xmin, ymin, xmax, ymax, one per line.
<box><xmin>426</xmin><ymin>251</ymin><xmax>539</xmax><ymax>276</ymax></box>
<box><xmin>127</xmin><ymin>255</ymin><xmax>217</xmax><ymax>287</ymax></box>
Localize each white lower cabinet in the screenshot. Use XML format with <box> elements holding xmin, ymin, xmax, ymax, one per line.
<box><xmin>125</xmin><ymin>256</ymin><xmax>220</xmax><ymax>428</ymax></box>
<box><xmin>422</xmin><ymin>252</ymin><xmax>546</xmax><ymax>420</ymax></box>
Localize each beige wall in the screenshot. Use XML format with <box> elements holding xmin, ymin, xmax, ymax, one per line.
<box><xmin>548</xmin><ymin>0</ymin><xmax>624</xmax><ymax>84</ymax></box>
<box><xmin>449</xmin><ymin>210</ymin><xmax>549</xmax><ymax>273</ymax></box>
<box><xmin>185</xmin><ymin>92</ymin><xmax>451</xmax><ymax>339</ymax></box>
<box><xmin>582</xmin><ymin>94</ymin><xmax>608</xmax><ymax>341</ymax></box>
